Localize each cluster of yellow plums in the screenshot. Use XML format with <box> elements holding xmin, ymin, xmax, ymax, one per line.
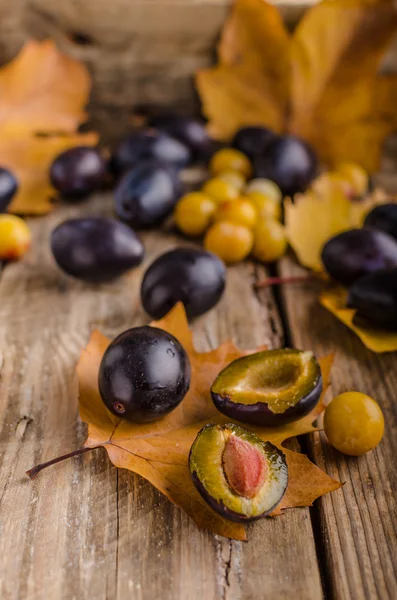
<box><xmin>174</xmin><ymin>148</ymin><xmax>287</xmax><ymax>264</ymax></box>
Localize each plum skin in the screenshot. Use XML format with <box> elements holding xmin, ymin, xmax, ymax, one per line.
<box><xmin>232</xmin><ymin>126</ymin><xmax>277</xmax><ymax>160</ymax></box>
<box><xmin>148</xmin><ymin>113</ymin><xmax>213</xmax><ymax>160</ymax></box>
<box><xmin>98</xmin><ymin>326</ymin><xmax>191</xmax><ymax>423</ymax></box>
<box><xmin>0</xmin><ymin>167</ymin><xmax>18</xmax><ymax>212</ymax></box>
<box><xmin>364</xmin><ymin>203</ymin><xmax>397</xmax><ymax>241</ymax></box>
<box><xmin>211</xmin><ymin>374</ymin><xmax>322</xmax><ymax>426</ymax></box>
<box><xmin>321</xmin><ymin>228</ymin><xmax>397</xmax><ymax>286</ymax></box>
<box><xmin>114</xmin><ymin>161</ymin><xmax>182</xmax><ymax>229</ymax></box>
<box><xmin>110</xmin><ymin>130</ymin><xmax>192</xmax><ymax>176</ymax></box>
<box><xmin>141</xmin><ymin>248</ymin><xmax>226</xmax><ymax>319</ymax></box>
<box><xmin>254</xmin><ymin>135</ymin><xmax>318</xmax><ymax>196</ymax></box>
<box><xmin>51</xmin><ymin>217</ymin><xmax>144</xmax><ymax>282</ymax></box>
<box><xmin>50</xmin><ymin>146</ymin><xmax>107</xmax><ymax>199</ymax></box>
<box><xmin>347</xmin><ymin>267</ymin><xmax>397</xmax><ymax>330</ymax></box>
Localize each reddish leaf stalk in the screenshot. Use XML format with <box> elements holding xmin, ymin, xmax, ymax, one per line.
<box><xmin>26</xmin><ymin>446</ymin><xmax>101</xmax><ymax>480</ymax></box>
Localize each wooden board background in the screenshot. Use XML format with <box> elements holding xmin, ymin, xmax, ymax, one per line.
<box><xmin>0</xmin><ymin>185</ymin><xmax>396</xmax><ymax>599</ymax></box>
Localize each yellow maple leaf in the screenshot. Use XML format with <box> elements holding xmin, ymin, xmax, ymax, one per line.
<box><xmin>0</xmin><ymin>40</ymin><xmax>98</xmax><ymax>214</ymax></box>
<box><xmin>320</xmin><ymin>287</ymin><xmax>397</xmax><ymax>353</ymax></box>
<box><xmin>285</xmin><ymin>176</ymin><xmax>391</xmax><ymax>270</ymax></box>
<box><xmin>197</xmin><ymin>0</ymin><xmax>397</xmax><ymax>171</ymax></box>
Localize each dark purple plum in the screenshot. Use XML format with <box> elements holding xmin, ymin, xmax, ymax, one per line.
<box><xmin>51</xmin><ymin>217</ymin><xmax>144</xmax><ymax>282</ymax></box>
<box><xmin>98</xmin><ymin>326</ymin><xmax>191</xmax><ymax>423</ymax></box>
<box><xmin>110</xmin><ymin>130</ymin><xmax>191</xmax><ymax>176</ymax></box>
<box><xmin>347</xmin><ymin>267</ymin><xmax>397</xmax><ymax>330</ymax></box>
<box><xmin>254</xmin><ymin>135</ymin><xmax>318</xmax><ymax>196</ymax></box>
<box><xmin>232</xmin><ymin>126</ymin><xmax>277</xmax><ymax>160</ymax></box>
<box><xmin>50</xmin><ymin>147</ymin><xmax>107</xmax><ymax>199</ymax></box>
<box><xmin>0</xmin><ymin>167</ymin><xmax>18</xmax><ymax>212</ymax></box>
<box><xmin>148</xmin><ymin>113</ymin><xmax>213</xmax><ymax>160</ymax></box>
<box><xmin>141</xmin><ymin>247</ymin><xmax>226</xmax><ymax>319</ymax></box>
<box><xmin>114</xmin><ymin>161</ymin><xmax>181</xmax><ymax>229</ymax></box>
<box><xmin>364</xmin><ymin>203</ymin><xmax>397</xmax><ymax>240</ymax></box>
<box><xmin>189</xmin><ymin>423</ymin><xmax>288</xmax><ymax>522</ymax></box>
<box><xmin>211</xmin><ymin>349</ymin><xmax>322</xmax><ymax>427</ymax></box>
<box><xmin>321</xmin><ymin>228</ymin><xmax>397</xmax><ymax>286</ymax></box>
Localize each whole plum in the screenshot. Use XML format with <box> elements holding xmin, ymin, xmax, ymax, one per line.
<box><xmin>321</xmin><ymin>228</ymin><xmax>397</xmax><ymax>286</ymax></box>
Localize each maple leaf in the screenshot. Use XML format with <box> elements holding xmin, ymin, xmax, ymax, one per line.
<box><xmin>0</xmin><ymin>40</ymin><xmax>98</xmax><ymax>214</ymax></box>
<box><xmin>320</xmin><ymin>287</ymin><xmax>397</xmax><ymax>353</ymax></box>
<box><xmin>28</xmin><ymin>304</ymin><xmax>341</xmax><ymax>540</ymax></box>
<box><xmin>197</xmin><ymin>0</ymin><xmax>397</xmax><ymax>171</ymax></box>
<box><xmin>284</xmin><ymin>180</ymin><xmax>390</xmax><ymax>271</ymax></box>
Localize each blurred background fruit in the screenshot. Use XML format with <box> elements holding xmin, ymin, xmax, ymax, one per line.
<box><xmin>0</xmin><ymin>214</ymin><xmax>31</xmax><ymax>260</ymax></box>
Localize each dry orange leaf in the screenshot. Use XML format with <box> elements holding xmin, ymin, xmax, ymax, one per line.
<box><xmin>320</xmin><ymin>287</ymin><xmax>397</xmax><ymax>353</ymax></box>
<box><xmin>0</xmin><ymin>40</ymin><xmax>98</xmax><ymax>214</ymax></box>
<box><xmin>197</xmin><ymin>0</ymin><xmax>397</xmax><ymax>170</ymax></box>
<box><xmin>66</xmin><ymin>304</ymin><xmax>339</xmax><ymax>540</ymax></box>
<box><xmin>285</xmin><ymin>180</ymin><xmax>389</xmax><ymax>271</ymax></box>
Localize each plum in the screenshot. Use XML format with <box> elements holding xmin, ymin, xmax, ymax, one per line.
<box><xmin>321</xmin><ymin>228</ymin><xmax>397</xmax><ymax>286</ymax></box>
<box><xmin>189</xmin><ymin>423</ymin><xmax>288</xmax><ymax>522</ymax></box>
<box><xmin>232</xmin><ymin>126</ymin><xmax>277</xmax><ymax>160</ymax></box>
<box><xmin>347</xmin><ymin>267</ymin><xmax>397</xmax><ymax>330</ymax></box>
<box><xmin>0</xmin><ymin>167</ymin><xmax>18</xmax><ymax>212</ymax></box>
<box><xmin>110</xmin><ymin>130</ymin><xmax>191</xmax><ymax>176</ymax></box>
<box><xmin>254</xmin><ymin>135</ymin><xmax>318</xmax><ymax>196</ymax></box>
<box><xmin>148</xmin><ymin>113</ymin><xmax>213</xmax><ymax>160</ymax></box>
<box><xmin>364</xmin><ymin>203</ymin><xmax>397</xmax><ymax>241</ymax></box>
<box><xmin>141</xmin><ymin>247</ymin><xmax>226</xmax><ymax>319</ymax></box>
<box><xmin>99</xmin><ymin>326</ymin><xmax>191</xmax><ymax>423</ymax></box>
<box><xmin>50</xmin><ymin>147</ymin><xmax>107</xmax><ymax>199</ymax></box>
<box><xmin>211</xmin><ymin>349</ymin><xmax>322</xmax><ymax>426</ymax></box>
<box><xmin>51</xmin><ymin>217</ymin><xmax>144</xmax><ymax>282</ymax></box>
<box><xmin>114</xmin><ymin>161</ymin><xmax>181</xmax><ymax>229</ymax></box>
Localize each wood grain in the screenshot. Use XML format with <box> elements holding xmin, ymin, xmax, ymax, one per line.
<box><xmin>279</xmin><ymin>257</ymin><xmax>397</xmax><ymax>600</ymax></box>
<box><xmin>0</xmin><ymin>195</ymin><xmax>323</xmax><ymax>600</ymax></box>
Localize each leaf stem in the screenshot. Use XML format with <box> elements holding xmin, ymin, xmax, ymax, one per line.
<box><xmin>255</xmin><ymin>274</ymin><xmax>321</xmax><ymax>289</ymax></box>
<box><xmin>26</xmin><ymin>446</ymin><xmax>100</xmax><ymax>480</ymax></box>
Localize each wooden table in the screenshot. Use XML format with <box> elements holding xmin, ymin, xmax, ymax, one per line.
<box><xmin>0</xmin><ymin>191</ymin><xmax>396</xmax><ymax>600</ymax></box>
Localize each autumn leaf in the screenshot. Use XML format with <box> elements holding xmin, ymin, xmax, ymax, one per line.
<box><xmin>320</xmin><ymin>287</ymin><xmax>397</xmax><ymax>353</ymax></box>
<box><xmin>58</xmin><ymin>303</ymin><xmax>339</xmax><ymax>541</ymax></box>
<box><xmin>284</xmin><ymin>180</ymin><xmax>390</xmax><ymax>271</ymax></box>
<box><xmin>197</xmin><ymin>0</ymin><xmax>397</xmax><ymax>171</ymax></box>
<box><xmin>0</xmin><ymin>40</ymin><xmax>98</xmax><ymax>214</ymax></box>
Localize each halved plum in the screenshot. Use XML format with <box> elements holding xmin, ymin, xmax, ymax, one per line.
<box><xmin>189</xmin><ymin>423</ymin><xmax>288</xmax><ymax>522</ymax></box>
<box><xmin>211</xmin><ymin>349</ymin><xmax>322</xmax><ymax>426</ymax></box>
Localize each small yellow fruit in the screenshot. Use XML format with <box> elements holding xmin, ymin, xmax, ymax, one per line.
<box><xmin>174</xmin><ymin>192</ymin><xmax>216</xmax><ymax>237</ymax></box>
<box><xmin>336</xmin><ymin>162</ymin><xmax>368</xmax><ymax>197</ymax></box>
<box><xmin>214</xmin><ymin>199</ymin><xmax>257</xmax><ymax>229</ymax></box>
<box><xmin>217</xmin><ymin>170</ymin><xmax>246</xmax><ymax>192</ymax></box>
<box><xmin>245</xmin><ymin>178</ymin><xmax>282</xmax><ymax>204</ymax></box>
<box><xmin>0</xmin><ymin>215</ymin><xmax>31</xmax><ymax>260</ymax></box>
<box><xmin>324</xmin><ymin>392</ymin><xmax>384</xmax><ymax>456</ymax></box>
<box><xmin>252</xmin><ymin>219</ymin><xmax>287</xmax><ymax>263</ymax></box>
<box><xmin>245</xmin><ymin>191</ymin><xmax>281</xmax><ymax>220</ymax></box>
<box><xmin>204</xmin><ymin>221</ymin><xmax>254</xmax><ymax>264</ymax></box>
<box><xmin>210</xmin><ymin>148</ymin><xmax>252</xmax><ymax>178</ymax></box>
<box><xmin>202</xmin><ymin>177</ymin><xmax>240</xmax><ymax>204</ymax></box>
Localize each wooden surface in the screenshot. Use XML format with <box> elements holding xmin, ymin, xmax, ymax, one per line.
<box><xmin>0</xmin><ymin>190</ymin><xmax>396</xmax><ymax>600</ymax></box>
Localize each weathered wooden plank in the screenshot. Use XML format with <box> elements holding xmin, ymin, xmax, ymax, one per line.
<box><xmin>279</xmin><ymin>257</ymin><xmax>397</xmax><ymax>600</ymax></box>
<box><xmin>0</xmin><ymin>195</ymin><xmax>323</xmax><ymax>599</ymax></box>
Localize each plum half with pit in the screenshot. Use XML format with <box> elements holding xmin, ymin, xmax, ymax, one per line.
<box><xmin>141</xmin><ymin>247</ymin><xmax>226</xmax><ymax>319</ymax></box>
<box><xmin>321</xmin><ymin>228</ymin><xmax>397</xmax><ymax>286</ymax></box>
<box><xmin>189</xmin><ymin>423</ymin><xmax>288</xmax><ymax>522</ymax></box>
<box><xmin>99</xmin><ymin>326</ymin><xmax>191</xmax><ymax>423</ymax></box>
<box><xmin>211</xmin><ymin>349</ymin><xmax>322</xmax><ymax>426</ymax></box>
